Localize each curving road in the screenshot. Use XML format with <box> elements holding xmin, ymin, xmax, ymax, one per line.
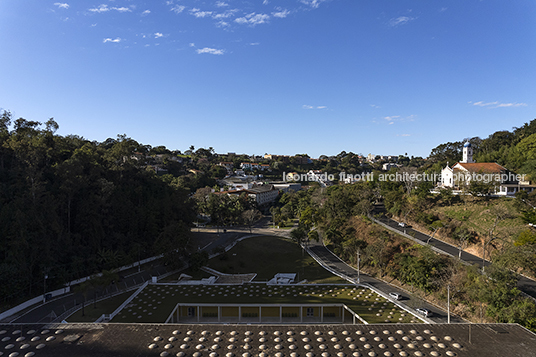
<box><xmin>371</xmin><ymin>204</ymin><xmax>536</xmax><ymax>301</ymax></box>
<box><xmin>305</xmin><ymin>239</ymin><xmax>464</xmax><ymax>323</ymax></box>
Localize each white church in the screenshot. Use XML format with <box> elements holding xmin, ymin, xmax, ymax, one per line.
<box><xmin>440</xmin><ymin>141</ymin><xmax>534</xmax><ymax>196</ymax></box>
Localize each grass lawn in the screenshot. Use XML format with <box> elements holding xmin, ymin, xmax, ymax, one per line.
<box><xmin>67</xmin><ymin>291</ymin><xmax>135</xmax><ymax>323</ymax></box>
<box><xmin>207</xmin><ymin>236</ymin><xmax>347</xmax><ymax>283</ymax></box>
<box><xmin>114</xmin><ymin>284</ymin><xmax>418</xmax><ymax>324</ymax></box>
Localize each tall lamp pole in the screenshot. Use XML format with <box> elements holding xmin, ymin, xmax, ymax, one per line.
<box><xmin>447</xmin><ymin>284</ymin><xmax>450</xmax><ymax>324</ymax></box>
<box><xmin>356</xmin><ymin>249</ymin><xmax>361</xmax><ymax>284</ymax></box>
<box><xmin>43</xmin><ymin>273</ymin><xmax>48</xmax><ymax>303</ymax></box>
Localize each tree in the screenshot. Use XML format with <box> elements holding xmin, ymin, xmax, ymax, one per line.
<box><xmin>453</xmin><ymin>228</ymin><xmax>473</xmax><ymax>259</ymax></box>
<box><xmin>242</xmin><ymin>209</ymin><xmax>261</xmax><ymax>233</ymax></box>
<box><xmin>290</xmin><ymin>227</ymin><xmax>307</xmax><ymax>246</ymax></box>
<box><xmin>188</xmin><ymin>251</ymin><xmax>208</xmax><ymax>272</ymax></box>
<box><xmin>153</xmin><ymin>222</ymin><xmax>191</xmax><ymax>269</ymax></box>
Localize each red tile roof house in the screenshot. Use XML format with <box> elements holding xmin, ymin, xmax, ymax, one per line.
<box><xmin>440</xmin><ymin>141</ymin><xmax>534</xmax><ymax>196</ymax></box>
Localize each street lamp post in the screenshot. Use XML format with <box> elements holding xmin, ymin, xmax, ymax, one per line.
<box><xmin>43</xmin><ymin>273</ymin><xmax>48</xmax><ymax>303</ymax></box>
<box><xmin>356</xmin><ymin>249</ymin><xmax>361</xmax><ymax>285</ymax></box>
<box><xmin>447</xmin><ymin>284</ymin><xmax>450</xmax><ymax>324</ymax></box>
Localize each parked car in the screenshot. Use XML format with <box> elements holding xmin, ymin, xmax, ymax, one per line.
<box><xmin>389</xmin><ymin>292</ymin><xmax>401</xmax><ymax>300</ymax></box>
<box><xmin>416</xmin><ymin>308</ymin><xmax>431</xmax><ymax>317</ymax></box>
<box><xmin>398</xmin><ymin>222</ymin><xmax>406</xmax><ymax>227</ymax></box>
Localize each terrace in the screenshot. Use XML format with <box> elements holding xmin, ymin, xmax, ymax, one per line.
<box><xmin>112</xmin><ymin>284</ymin><xmax>420</xmax><ymax>325</ymax></box>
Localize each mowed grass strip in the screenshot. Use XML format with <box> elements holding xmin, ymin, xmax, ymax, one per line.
<box><xmin>67</xmin><ymin>291</ymin><xmax>135</xmax><ymax>322</ymax></box>
<box><xmin>207</xmin><ymin>236</ymin><xmax>347</xmax><ymax>283</ymax></box>
<box><xmin>116</xmin><ymin>284</ymin><xmax>417</xmax><ymax>324</ymax></box>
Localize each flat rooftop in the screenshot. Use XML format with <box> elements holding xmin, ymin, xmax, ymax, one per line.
<box><xmin>1</xmin><ymin>322</ymin><xmax>535</xmax><ymax>357</ymax></box>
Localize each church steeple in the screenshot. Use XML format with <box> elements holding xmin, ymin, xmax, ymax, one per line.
<box><xmin>461</xmin><ymin>141</ymin><xmax>474</xmax><ymax>163</ymax></box>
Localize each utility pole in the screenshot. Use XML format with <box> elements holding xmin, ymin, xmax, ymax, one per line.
<box><xmin>447</xmin><ymin>285</ymin><xmax>450</xmax><ymax>324</ymax></box>
<box><xmin>138</xmin><ymin>245</ymin><xmax>141</xmax><ymax>273</ymax></box>
<box><xmin>356</xmin><ymin>249</ymin><xmax>361</xmax><ymax>284</ymax></box>
<box><xmin>43</xmin><ymin>273</ymin><xmax>48</xmax><ymax>303</ymax></box>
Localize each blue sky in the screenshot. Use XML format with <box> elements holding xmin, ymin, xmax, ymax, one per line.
<box><xmin>0</xmin><ymin>0</ymin><xmax>534</xmax><ymax>158</ymax></box>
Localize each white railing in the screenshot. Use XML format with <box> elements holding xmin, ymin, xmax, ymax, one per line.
<box><xmin>107</xmin><ymin>281</ymin><xmax>149</xmax><ymax>322</ymax></box>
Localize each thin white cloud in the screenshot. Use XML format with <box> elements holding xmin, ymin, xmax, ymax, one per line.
<box><xmin>383</xmin><ymin>114</ymin><xmax>415</xmax><ymax>124</ymax></box>
<box><xmin>397</xmin><ymin>134</ymin><xmax>411</xmax><ymax>137</ymax></box>
<box><xmin>263</xmin><ymin>0</ymin><xmax>269</xmax><ymax>4</ymax></box>
<box><xmin>213</xmin><ymin>9</ymin><xmax>239</xmax><ymax>19</ymax></box>
<box><xmin>389</xmin><ymin>16</ymin><xmax>415</xmax><ymax>27</ymax></box>
<box><xmin>103</xmin><ymin>37</ymin><xmax>121</xmax><ymax>43</ymax></box>
<box><xmin>303</xmin><ymin>105</ymin><xmax>327</xmax><ymax>110</ymax></box>
<box><xmin>215</xmin><ymin>1</ymin><xmax>228</xmax><ymax>7</ymax></box>
<box><xmin>249</xmin><ymin>42</ymin><xmax>260</xmax><ymax>46</ymax></box>
<box><xmin>272</xmin><ymin>9</ymin><xmax>290</xmax><ymax>18</ymax></box>
<box><xmin>471</xmin><ymin>101</ymin><xmax>527</xmax><ymax>108</ymax></box>
<box><xmin>142</xmin><ymin>10</ymin><xmax>151</xmax><ymax>15</ymax></box>
<box><xmin>89</xmin><ymin>4</ymin><xmax>132</xmax><ymax>13</ymax></box>
<box><xmin>197</xmin><ymin>47</ymin><xmax>224</xmax><ymax>55</ymax></box>
<box><xmin>235</xmin><ymin>13</ymin><xmax>270</xmax><ymax>26</ymax></box>
<box><xmin>190</xmin><ymin>8</ymin><xmax>213</xmax><ymax>18</ymax></box>
<box><xmin>171</xmin><ymin>5</ymin><xmax>186</xmax><ymax>13</ymax></box>
<box><xmin>154</xmin><ymin>32</ymin><xmax>163</xmax><ymax>38</ymax></box>
<box><xmin>54</xmin><ymin>3</ymin><xmax>69</xmax><ymax>9</ymax></box>
<box><xmin>370</xmin><ymin>104</ymin><xmax>381</xmax><ymax>109</ymax></box>
<box><xmin>216</xmin><ymin>20</ymin><xmax>230</xmax><ymax>27</ymax></box>
<box><xmin>300</xmin><ymin>0</ymin><xmax>327</xmax><ymax>9</ymax></box>
<box><xmin>90</xmin><ymin>4</ymin><xmax>110</xmax><ymax>13</ymax></box>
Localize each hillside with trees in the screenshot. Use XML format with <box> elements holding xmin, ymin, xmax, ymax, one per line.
<box><xmin>0</xmin><ymin>111</ymin><xmax>195</xmax><ymax>308</ymax></box>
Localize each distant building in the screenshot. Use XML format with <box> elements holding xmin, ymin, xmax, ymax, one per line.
<box><xmin>307</xmin><ymin>170</ymin><xmax>333</xmax><ymax>187</ymax></box>
<box><xmin>440</xmin><ymin>141</ymin><xmax>534</xmax><ymax>196</ymax></box>
<box><xmin>382</xmin><ymin>163</ymin><xmax>400</xmax><ymax>171</ymax></box>
<box><xmin>219</xmin><ymin>184</ymin><xmax>279</xmax><ymax>206</ymax></box>
<box><xmin>219</xmin><ymin>162</ymin><xmax>234</xmax><ymax>170</ymax></box>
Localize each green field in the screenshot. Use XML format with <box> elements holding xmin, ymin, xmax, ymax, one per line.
<box><xmin>114</xmin><ymin>284</ymin><xmax>418</xmax><ymax>324</ymax></box>
<box><xmin>206</xmin><ymin>236</ymin><xmax>347</xmax><ymax>284</ymax></box>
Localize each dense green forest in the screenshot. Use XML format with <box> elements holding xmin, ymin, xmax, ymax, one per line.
<box><xmin>0</xmin><ymin>112</ymin><xmax>195</xmax><ymax>307</ymax></box>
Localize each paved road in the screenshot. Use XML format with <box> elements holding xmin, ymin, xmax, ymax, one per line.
<box><xmin>8</xmin><ymin>263</ymin><xmax>172</xmax><ymax>324</ymax></box>
<box><xmin>371</xmin><ymin>204</ymin><xmax>536</xmax><ymax>300</ymax></box>
<box><xmin>306</xmin><ymin>240</ymin><xmax>464</xmax><ymax>324</ymax></box>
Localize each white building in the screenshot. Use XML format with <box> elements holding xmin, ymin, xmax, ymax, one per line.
<box><xmin>440</xmin><ymin>141</ymin><xmax>533</xmax><ymax>196</ymax></box>
<box><xmin>307</xmin><ymin>170</ymin><xmax>333</xmax><ymax>187</ymax></box>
